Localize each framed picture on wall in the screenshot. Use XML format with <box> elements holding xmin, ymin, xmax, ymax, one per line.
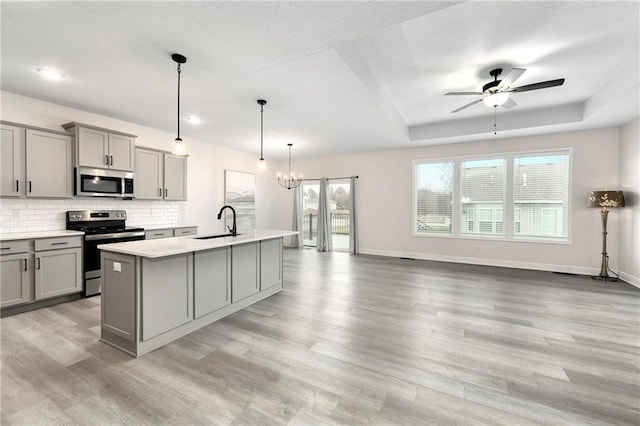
<box><xmin>224</xmin><ymin>170</ymin><xmax>256</xmax><ymax>232</ymax></box>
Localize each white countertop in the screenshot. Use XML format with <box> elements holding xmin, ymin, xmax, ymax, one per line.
<box><xmin>98</xmin><ymin>229</ymin><xmax>297</xmax><ymax>258</ymax></box>
<box><xmin>1</xmin><ymin>230</ymin><xmax>84</xmax><ymax>241</ymax></box>
<box><xmin>142</xmin><ymin>224</ymin><xmax>198</xmax><ymax>231</ymax></box>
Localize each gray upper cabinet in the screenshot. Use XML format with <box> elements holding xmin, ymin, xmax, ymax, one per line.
<box><xmin>1</xmin><ymin>122</ymin><xmax>72</xmax><ymax>199</ymax></box>
<box><xmin>1</xmin><ymin>124</ymin><xmax>24</xmax><ymax>197</ymax></box>
<box><xmin>164</xmin><ymin>154</ymin><xmax>187</xmax><ymax>201</ymax></box>
<box><xmin>63</xmin><ymin>122</ymin><xmax>136</xmax><ymax>172</ymax></box>
<box><xmin>26</xmin><ymin>129</ymin><xmax>73</xmax><ymax>198</ymax></box>
<box><xmin>135</xmin><ymin>148</ymin><xmax>163</xmax><ymax>200</ymax></box>
<box><xmin>135</xmin><ymin>147</ymin><xmax>187</xmax><ymax>201</ymax></box>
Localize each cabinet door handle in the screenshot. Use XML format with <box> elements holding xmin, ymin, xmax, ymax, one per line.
<box><xmin>23</xmin><ymin>258</ymin><xmax>28</xmax><ymax>271</ymax></box>
<box><xmin>15</xmin><ymin>180</ymin><xmax>19</xmax><ymax>192</ymax></box>
<box><xmin>153</xmin><ymin>233</ymin><xmax>164</xmax><ymax>236</ymax></box>
<box><xmin>164</xmin><ymin>189</ymin><xmax>168</xmax><ymax>197</ymax></box>
<box><xmin>36</xmin><ymin>257</ymin><xmax>41</xmax><ymax>270</ymax></box>
<box><xmin>105</xmin><ymin>155</ymin><xmax>109</xmax><ymax>165</ymax></box>
<box><xmin>158</xmin><ymin>188</ymin><xmax>162</xmax><ymax>196</ymax></box>
<box><xmin>110</xmin><ymin>155</ymin><xmax>114</xmax><ymax>166</ymax></box>
<box><xmin>51</xmin><ymin>242</ymin><xmax>68</xmax><ymax>246</ymax></box>
<box><xmin>1</xmin><ymin>247</ymin><xmax>10</xmax><ymax>251</ymax></box>
<box><xmin>28</xmin><ymin>181</ymin><xmax>32</xmax><ymax>193</ymax></box>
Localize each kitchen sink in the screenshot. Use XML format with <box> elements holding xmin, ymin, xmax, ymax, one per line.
<box><xmin>193</xmin><ymin>233</ymin><xmax>240</xmax><ymax>240</ymax></box>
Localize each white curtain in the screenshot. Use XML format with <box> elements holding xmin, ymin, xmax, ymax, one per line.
<box><xmin>291</xmin><ymin>185</ymin><xmax>303</xmax><ymax>249</ymax></box>
<box><xmin>349</xmin><ymin>176</ymin><xmax>358</xmax><ymax>254</ymax></box>
<box><xmin>316</xmin><ymin>178</ymin><xmax>333</xmax><ymax>252</ymax></box>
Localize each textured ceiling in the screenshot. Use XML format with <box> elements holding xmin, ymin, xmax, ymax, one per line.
<box><xmin>1</xmin><ymin>1</ymin><xmax>638</xmax><ymax>160</ymax></box>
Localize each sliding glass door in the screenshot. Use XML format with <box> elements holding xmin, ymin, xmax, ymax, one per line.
<box><xmin>302</xmin><ymin>180</ymin><xmax>351</xmax><ymax>250</ymax></box>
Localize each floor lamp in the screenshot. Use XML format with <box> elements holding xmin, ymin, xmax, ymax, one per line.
<box><xmin>587</xmin><ymin>190</ymin><xmax>625</xmax><ymax>281</ymax></box>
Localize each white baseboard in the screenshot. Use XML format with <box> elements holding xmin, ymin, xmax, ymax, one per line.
<box><xmin>358</xmin><ymin>248</ymin><xmax>599</xmax><ymax>276</ymax></box>
<box><xmin>286</xmin><ymin>244</ymin><xmax>640</xmax><ymax>288</ymax></box>
<box><xmin>618</xmin><ymin>271</ymin><xmax>640</xmax><ymax>288</ymax></box>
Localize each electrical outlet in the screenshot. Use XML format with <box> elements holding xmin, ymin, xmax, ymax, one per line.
<box><xmin>12</xmin><ymin>210</ymin><xmax>20</xmax><ymax>219</ymax></box>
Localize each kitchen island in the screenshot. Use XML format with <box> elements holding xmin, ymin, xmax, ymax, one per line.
<box><xmin>98</xmin><ymin>229</ymin><xmax>297</xmax><ymax>357</ymax></box>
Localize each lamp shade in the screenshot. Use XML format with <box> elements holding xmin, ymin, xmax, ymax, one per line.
<box><xmin>587</xmin><ymin>190</ymin><xmax>625</xmax><ymax>208</ymax></box>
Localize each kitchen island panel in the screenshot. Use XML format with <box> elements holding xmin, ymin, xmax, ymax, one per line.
<box><xmin>141</xmin><ymin>254</ymin><xmax>193</xmax><ymax>341</ymax></box>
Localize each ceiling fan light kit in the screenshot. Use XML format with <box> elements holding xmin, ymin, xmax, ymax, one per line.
<box><xmin>446</xmin><ymin>67</ymin><xmax>565</xmax><ymax>114</ymax></box>
<box><xmin>483</xmin><ymin>92</ymin><xmax>509</xmax><ymax>107</ymax></box>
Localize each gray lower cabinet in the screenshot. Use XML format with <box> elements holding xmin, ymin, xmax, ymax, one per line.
<box><xmin>102</xmin><ymin>252</ymin><xmax>136</xmax><ymax>342</ymax></box>
<box><xmin>144</xmin><ymin>226</ymin><xmax>198</xmax><ymax>240</ymax></box>
<box><xmin>260</xmin><ymin>238</ymin><xmax>283</xmax><ymax>291</ymax></box>
<box><xmin>194</xmin><ymin>247</ymin><xmax>231</xmax><ymax>318</ymax></box>
<box><xmin>1</xmin><ymin>252</ymin><xmax>32</xmax><ymax>308</ymax></box>
<box><xmin>141</xmin><ymin>254</ymin><xmax>193</xmax><ymax>341</ymax></box>
<box><xmin>231</xmin><ymin>242</ymin><xmax>260</xmax><ymax>303</ymax></box>
<box><xmin>173</xmin><ymin>226</ymin><xmax>197</xmax><ymax>237</ymax></box>
<box><xmin>145</xmin><ymin>229</ymin><xmax>173</xmax><ymax>240</ymax></box>
<box><xmin>34</xmin><ymin>247</ymin><xmax>82</xmax><ymax>300</ymax></box>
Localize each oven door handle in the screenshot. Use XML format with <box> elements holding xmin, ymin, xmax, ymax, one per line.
<box><xmin>85</xmin><ymin>231</ymin><xmax>145</xmax><ymax>241</ymax></box>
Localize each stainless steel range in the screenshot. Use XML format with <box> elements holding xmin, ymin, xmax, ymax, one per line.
<box><xmin>66</xmin><ymin>210</ymin><xmax>145</xmax><ymax>296</ymax></box>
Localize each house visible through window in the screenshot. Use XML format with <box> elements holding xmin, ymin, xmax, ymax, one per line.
<box><xmin>513</xmin><ymin>153</ymin><xmax>569</xmax><ymax>239</ymax></box>
<box><xmin>414</xmin><ymin>150</ymin><xmax>570</xmax><ymax>241</ymax></box>
<box><xmin>460</xmin><ymin>158</ymin><xmax>505</xmax><ymax>235</ymax></box>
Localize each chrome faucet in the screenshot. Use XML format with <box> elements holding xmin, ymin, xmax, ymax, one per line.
<box><xmin>217</xmin><ymin>205</ymin><xmax>237</xmax><ymax>236</ymax></box>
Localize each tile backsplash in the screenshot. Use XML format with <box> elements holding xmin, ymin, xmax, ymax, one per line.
<box><xmin>0</xmin><ymin>198</ymin><xmax>180</xmax><ymax>233</ymax></box>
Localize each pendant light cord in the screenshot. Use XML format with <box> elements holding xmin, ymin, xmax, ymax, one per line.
<box><xmin>493</xmin><ymin>105</ymin><xmax>497</xmax><ymax>135</ymax></box>
<box><xmin>177</xmin><ymin>63</ymin><xmax>182</xmax><ymax>140</ymax></box>
<box><xmin>260</xmin><ymin>104</ymin><xmax>264</xmax><ymax>160</ymax></box>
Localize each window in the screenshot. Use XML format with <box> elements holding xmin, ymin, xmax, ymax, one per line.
<box><xmin>541</xmin><ymin>208</ymin><xmax>560</xmax><ymax>236</ymax></box>
<box><xmin>514</xmin><ymin>208</ymin><xmax>522</xmax><ymax>234</ymax></box>
<box><xmin>513</xmin><ymin>153</ymin><xmax>569</xmax><ymax>239</ymax></box>
<box><xmin>460</xmin><ymin>158</ymin><xmax>505</xmax><ymax>235</ymax></box>
<box><xmin>414</xmin><ymin>150</ymin><xmax>571</xmax><ymax>242</ymax></box>
<box><xmin>415</xmin><ymin>161</ymin><xmax>453</xmax><ymax>234</ymax></box>
<box><xmin>466</xmin><ymin>207</ymin><xmax>475</xmax><ymax>232</ymax></box>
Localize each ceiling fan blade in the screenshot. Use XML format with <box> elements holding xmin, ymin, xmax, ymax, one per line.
<box><xmin>496</xmin><ymin>67</ymin><xmax>526</xmax><ymax>91</ymax></box>
<box><xmin>501</xmin><ymin>97</ymin><xmax>517</xmax><ymax>110</ymax></box>
<box><xmin>508</xmin><ymin>78</ymin><xmax>565</xmax><ymax>93</ymax></box>
<box><xmin>451</xmin><ymin>98</ymin><xmax>484</xmax><ymax>113</ymax></box>
<box><xmin>445</xmin><ymin>92</ymin><xmax>483</xmax><ymax>96</ymax></box>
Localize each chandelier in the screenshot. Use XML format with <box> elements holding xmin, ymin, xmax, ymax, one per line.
<box><xmin>277</xmin><ymin>144</ymin><xmax>303</xmax><ymax>190</ymax></box>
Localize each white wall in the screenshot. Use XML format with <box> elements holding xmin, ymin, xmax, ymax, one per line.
<box><xmin>273</xmin><ymin>128</ymin><xmax>624</xmax><ymax>276</ymax></box>
<box><xmin>0</xmin><ymin>91</ymin><xmax>277</xmax><ymax>234</ymax></box>
<box><xmin>618</xmin><ymin>118</ymin><xmax>640</xmax><ymax>286</ymax></box>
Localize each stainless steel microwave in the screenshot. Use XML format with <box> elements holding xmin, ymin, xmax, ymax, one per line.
<box><xmin>75</xmin><ymin>167</ymin><xmax>135</xmax><ymax>198</ymax></box>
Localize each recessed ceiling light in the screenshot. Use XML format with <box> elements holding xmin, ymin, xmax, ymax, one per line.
<box><xmin>36</xmin><ymin>67</ymin><xmax>66</xmax><ymax>81</ymax></box>
<box><xmin>185</xmin><ymin>116</ymin><xmax>202</xmax><ymax>125</ymax></box>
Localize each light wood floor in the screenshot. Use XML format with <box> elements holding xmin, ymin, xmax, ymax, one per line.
<box><xmin>1</xmin><ymin>249</ymin><xmax>639</xmax><ymax>425</ymax></box>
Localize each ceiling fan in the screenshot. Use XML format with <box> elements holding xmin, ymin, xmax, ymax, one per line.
<box><xmin>446</xmin><ymin>68</ymin><xmax>565</xmax><ymax>113</ymax></box>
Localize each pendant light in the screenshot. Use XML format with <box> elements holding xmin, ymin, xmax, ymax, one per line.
<box><xmin>170</xmin><ymin>53</ymin><xmax>187</xmax><ymax>155</ymax></box>
<box><xmin>277</xmin><ymin>144</ymin><xmax>303</xmax><ymax>190</ymax></box>
<box><xmin>257</xmin><ymin>99</ymin><xmax>267</xmax><ymax>170</ymax></box>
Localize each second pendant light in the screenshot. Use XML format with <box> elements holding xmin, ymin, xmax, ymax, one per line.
<box><xmin>257</xmin><ymin>99</ymin><xmax>267</xmax><ymax>170</ymax></box>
